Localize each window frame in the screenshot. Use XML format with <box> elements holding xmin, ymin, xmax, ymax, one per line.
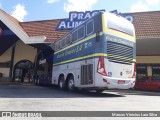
<box><xmin>65</xmin><ymin>34</ymin><xmax>72</xmax><ymax>46</ymax></box>
<box><xmin>77</xmin><ymin>25</ymin><xmax>85</xmax><ymax>41</ymax></box>
<box><xmin>86</xmin><ymin>19</ymin><xmax>94</xmax><ymax>36</ymax></box>
<box><xmin>72</xmin><ymin>30</ymin><xmax>78</xmax><ymax>43</ymax></box>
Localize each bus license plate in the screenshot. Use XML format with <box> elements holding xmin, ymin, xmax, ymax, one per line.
<box><xmin>118</xmin><ymin>80</ymin><xmax>125</xmax><ymax>84</ymax></box>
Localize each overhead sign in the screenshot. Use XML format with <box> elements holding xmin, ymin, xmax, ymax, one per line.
<box><xmin>56</xmin><ymin>10</ymin><xmax>134</xmax><ymax>30</ymax></box>
<box><xmin>56</xmin><ymin>10</ymin><xmax>105</xmax><ymax>30</ymax></box>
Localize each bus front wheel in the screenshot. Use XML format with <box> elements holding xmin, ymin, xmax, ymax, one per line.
<box><xmin>68</xmin><ymin>76</ymin><xmax>75</xmax><ymax>92</ymax></box>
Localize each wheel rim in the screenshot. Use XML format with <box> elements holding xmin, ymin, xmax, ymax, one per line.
<box><xmin>68</xmin><ymin>79</ymin><xmax>74</xmax><ymax>90</ymax></box>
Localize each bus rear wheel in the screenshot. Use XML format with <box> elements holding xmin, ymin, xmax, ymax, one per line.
<box><xmin>58</xmin><ymin>76</ymin><xmax>65</xmax><ymax>90</ymax></box>
<box><xmin>68</xmin><ymin>76</ymin><xmax>75</xmax><ymax>92</ymax></box>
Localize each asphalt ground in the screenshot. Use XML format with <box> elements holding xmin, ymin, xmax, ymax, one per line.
<box><xmin>0</xmin><ymin>84</ymin><xmax>160</xmax><ymax>120</ymax></box>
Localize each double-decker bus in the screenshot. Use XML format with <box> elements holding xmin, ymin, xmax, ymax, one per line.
<box><xmin>49</xmin><ymin>12</ymin><xmax>136</xmax><ymax>92</ymax></box>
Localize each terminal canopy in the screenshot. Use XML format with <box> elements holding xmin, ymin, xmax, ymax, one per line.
<box><xmin>0</xmin><ymin>9</ymin><xmax>51</xmax><ymax>56</ymax></box>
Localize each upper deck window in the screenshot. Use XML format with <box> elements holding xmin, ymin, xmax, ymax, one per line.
<box><xmin>78</xmin><ymin>25</ymin><xmax>85</xmax><ymax>40</ymax></box>
<box><xmin>59</xmin><ymin>40</ymin><xmax>62</xmax><ymax>49</ymax></box>
<box><xmin>66</xmin><ymin>34</ymin><xmax>71</xmax><ymax>45</ymax></box>
<box><xmin>55</xmin><ymin>42</ymin><xmax>58</xmax><ymax>51</ymax></box>
<box><xmin>72</xmin><ymin>30</ymin><xmax>78</xmax><ymax>42</ymax></box>
<box><xmin>57</xmin><ymin>41</ymin><xmax>60</xmax><ymax>50</ymax></box>
<box><xmin>86</xmin><ymin>20</ymin><xmax>94</xmax><ymax>36</ymax></box>
<box><xmin>61</xmin><ymin>38</ymin><xmax>65</xmax><ymax>47</ymax></box>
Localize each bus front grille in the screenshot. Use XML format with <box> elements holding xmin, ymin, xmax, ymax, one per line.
<box><xmin>107</xmin><ymin>41</ymin><xmax>133</xmax><ymax>64</ymax></box>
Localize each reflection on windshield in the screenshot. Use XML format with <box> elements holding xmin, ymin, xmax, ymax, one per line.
<box><xmin>106</xmin><ymin>13</ymin><xmax>134</xmax><ymax>36</ymax></box>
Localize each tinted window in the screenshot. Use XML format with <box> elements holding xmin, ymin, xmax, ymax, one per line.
<box><xmin>78</xmin><ymin>26</ymin><xmax>85</xmax><ymax>40</ymax></box>
<box><xmin>72</xmin><ymin>30</ymin><xmax>78</xmax><ymax>42</ymax></box>
<box><xmin>55</xmin><ymin>43</ymin><xmax>58</xmax><ymax>51</ymax></box>
<box><xmin>66</xmin><ymin>35</ymin><xmax>71</xmax><ymax>45</ymax></box>
<box><xmin>49</xmin><ymin>43</ymin><xmax>55</xmax><ymax>51</ymax></box>
<box><xmin>57</xmin><ymin>41</ymin><xmax>60</xmax><ymax>50</ymax></box>
<box><xmin>86</xmin><ymin>20</ymin><xmax>94</xmax><ymax>35</ymax></box>
<box><xmin>61</xmin><ymin>38</ymin><xmax>65</xmax><ymax>47</ymax></box>
<box><xmin>59</xmin><ymin>40</ymin><xmax>62</xmax><ymax>49</ymax></box>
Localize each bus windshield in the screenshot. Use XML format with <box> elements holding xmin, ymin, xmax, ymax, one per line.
<box><xmin>105</xmin><ymin>13</ymin><xmax>135</xmax><ymax>36</ymax></box>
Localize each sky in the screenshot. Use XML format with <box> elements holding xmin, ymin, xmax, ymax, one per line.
<box><xmin>0</xmin><ymin>0</ymin><xmax>160</xmax><ymax>22</ymax></box>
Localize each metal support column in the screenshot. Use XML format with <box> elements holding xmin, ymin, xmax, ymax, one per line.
<box><xmin>9</xmin><ymin>43</ymin><xmax>16</xmax><ymax>82</ymax></box>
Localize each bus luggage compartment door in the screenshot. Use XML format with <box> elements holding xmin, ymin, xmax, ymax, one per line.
<box><xmin>80</xmin><ymin>64</ymin><xmax>94</xmax><ymax>86</ymax></box>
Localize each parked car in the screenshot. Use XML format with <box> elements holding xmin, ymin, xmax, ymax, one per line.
<box><xmin>135</xmin><ymin>76</ymin><xmax>160</xmax><ymax>91</ymax></box>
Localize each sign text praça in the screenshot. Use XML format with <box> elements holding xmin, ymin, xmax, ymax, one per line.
<box><xmin>56</xmin><ymin>10</ymin><xmax>134</xmax><ymax>30</ymax></box>
<box><xmin>56</xmin><ymin>10</ymin><xmax>105</xmax><ymax>30</ymax></box>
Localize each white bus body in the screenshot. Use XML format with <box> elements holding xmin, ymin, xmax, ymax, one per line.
<box><xmin>52</xmin><ymin>12</ymin><xmax>136</xmax><ymax>91</ymax></box>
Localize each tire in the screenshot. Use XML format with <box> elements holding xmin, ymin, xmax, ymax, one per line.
<box><xmin>67</xmin><ymin>76</ymin><xmax>75</xmax><ymax>92</ymax></box>
<box><xmin>58</xmin><ymin>76</ymin><xmax>65</xmax><ymax>90</ymax></box>
<box><xmin>96</xmin><ymin>90</ymin><xmax>104</xmax><ymax>93</ymax></box>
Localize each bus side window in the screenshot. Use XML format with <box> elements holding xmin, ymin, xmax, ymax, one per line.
<box><xmin>86</xmin><ymin>20</ymin><xmax>94</xmax><ymax>36</ymax></box>
<box><xmin>55</xmin><ymin>43</ymin><xmax>58</xmax><ymax>51</ymax></box>
<box><xmin>57</xmin><ymin>41</ymin><xmax>60</xmax><ymax>50</ymax></box>
<box><xmin>78</xmin><ymin>26</ymin><xmax>85</xmax><ymax>40</ymax></box>
<box><xmin>59</xmin><ymin>40</ymin><xmax>62</xmax><ymax>49</ymax></box>
<box><xmin>61</xmin><ymin>38</ymin><xmax>65</xmax><ymax>48</ymax></box>
<box><xmin>72</xmin><ymin>30</ymin><xmax>78</xmax><ymax>42</ymax></box>
<box><xmin>49</xmin><ymin>43</ymin><xmax>55</xmax><ymax>51</ymax></box>
<box><xmin>66</xmin><ymin>35</ymin><xmax>71</xmax><ymax>45</ymax></box>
